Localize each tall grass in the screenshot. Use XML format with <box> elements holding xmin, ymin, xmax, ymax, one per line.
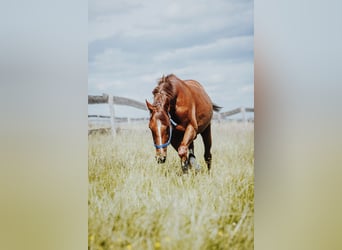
<box><xmin>88</xmin><ymin>122</ymin><xmax>254</xmax><ymax>250</ymax></box>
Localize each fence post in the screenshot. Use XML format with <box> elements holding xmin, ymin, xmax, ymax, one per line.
<box><xmin>217</xmin><ymin>112</ymin><xmax>222</xmax><ymax>123</ymax></box>
<box><xmin>107</xmin><ymin>94</ymin><xmax>116</xmax><ymax>137</ymax></box>
<box><xmin>240</xmin><ymin>107</ymin><xmax>246</xmax><ymax>126</ymax></box>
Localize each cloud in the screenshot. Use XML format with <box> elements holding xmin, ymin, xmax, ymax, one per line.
<box><xmin>88</xmin><ymin>0</ymin><xmax>253</xmax><ymax>45</ymax></box>
<box><xmin>153</xmin><ymin>35</ymin><xmax>253</xmax><ymax>64</ymax></box>
<box><xmin>239</xmin><ymin>84</ymin><xmax>254</xmax><ymax>93</ymax></box>
<box><xmin>88</xmin><ymin>0</ymin><xmax>254</xmax><ymax>116</ymax></box>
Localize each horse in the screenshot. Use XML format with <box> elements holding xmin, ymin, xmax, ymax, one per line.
<box><xmin>145</xmin><ymin>74</ymin><xmax>221</xmax><ymax>173</ymax></box>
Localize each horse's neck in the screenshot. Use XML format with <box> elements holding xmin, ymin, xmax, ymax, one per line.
<box><xmin>171</xmin><ymin>80</ymin><xmax>182</xmax><ymax>98</ymax></box>
<box><xmin>161</xmin><ymin>78</ymin><xmax>182</xmax><ymax>108</ymax></box>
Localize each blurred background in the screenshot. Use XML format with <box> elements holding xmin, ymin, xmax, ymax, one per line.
<box><xmin>1</xmin><ymin>0</ymin><xmax>342</xmax><ymax>249</ymax></box>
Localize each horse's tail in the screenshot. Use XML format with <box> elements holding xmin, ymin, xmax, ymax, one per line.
<box><xmin>212</xmin><ymin>103</ymin><xmax>222</xmax><ymax>112</ymax></box>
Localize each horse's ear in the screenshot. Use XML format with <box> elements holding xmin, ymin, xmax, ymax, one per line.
<box><xmin>145</xmin><ymin>100</ymin><xmax>154</xmax><ymax>113</ymax></box>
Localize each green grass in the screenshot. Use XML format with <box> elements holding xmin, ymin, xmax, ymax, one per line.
<box><xmin>88</xmin><ymin>122</ymin><xmax>254</xmax><ymax>250</ymax></box>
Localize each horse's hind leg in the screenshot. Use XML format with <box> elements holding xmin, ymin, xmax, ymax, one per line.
<box><xmin>201</xmin><ymin>124</ymin><xmax>212</xmax><ymax>172</ymax></box>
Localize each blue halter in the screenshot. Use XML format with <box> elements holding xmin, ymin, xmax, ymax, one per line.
<box><xmin>154</xmin><ymin>114</ymin><xmax>177</xmax><ymax>149</ymax></box>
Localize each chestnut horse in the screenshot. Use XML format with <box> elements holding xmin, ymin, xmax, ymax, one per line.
<box><xmin>146</xmin><ymin>74</ymin><xmax>221</xmax><ymax>173</ymax></box>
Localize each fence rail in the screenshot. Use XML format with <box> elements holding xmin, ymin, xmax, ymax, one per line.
<box><xmin>88</xmin><ymin>94</ymin><xmax>253</xmax><ymax>135</ymax></box>
<box><xmin>88</xmin><ymin>94</ymin><xmax>146</xmax><ymax>110</ymax></box>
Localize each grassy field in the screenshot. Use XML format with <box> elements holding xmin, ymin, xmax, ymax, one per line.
<box><xmin>88</xmin><ymin>122</ymin><xmax>254</xmax><ymax>250</ymax></box>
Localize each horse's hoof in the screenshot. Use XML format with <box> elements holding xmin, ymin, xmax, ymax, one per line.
<box><xmin>181</xmin><ymin>158</ymin><xmax>189</xmax><ymax>172</ymax></box>
<box><xmin>181</xmin><ymin>167</ymin><xmax>188</xmax><ymax>174</ymax></box>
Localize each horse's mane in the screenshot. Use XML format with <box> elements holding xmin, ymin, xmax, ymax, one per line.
<box><xmin>152</xmin><ymin>74</ymin><xmax>178</xmax><ymax>108</ymax></box>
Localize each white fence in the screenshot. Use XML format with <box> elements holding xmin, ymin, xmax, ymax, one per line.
<box><xmin>88</xmin><ymin>94</ymin><xmax>254</xmax><ymax>135</ymax></box>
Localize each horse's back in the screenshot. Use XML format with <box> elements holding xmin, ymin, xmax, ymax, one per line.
<box><xmin>184</xmin><ymin>80</ymin><xmax>213</xmax><ymax>110</ymax></box>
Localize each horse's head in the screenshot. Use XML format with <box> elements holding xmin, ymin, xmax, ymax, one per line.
<box><xmin>146</xmin><ymin>100</ymin><xmax>172</xmax><ymax>164</ymax></box>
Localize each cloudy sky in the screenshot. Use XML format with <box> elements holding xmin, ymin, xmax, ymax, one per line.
<box><xmin>88</xmin><ymin>0</ymin><xmax>253</xmax><ymax>117</ymax></box>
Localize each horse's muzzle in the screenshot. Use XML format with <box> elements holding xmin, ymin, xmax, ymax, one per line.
<box><xmin>156</xmin><ymin>155</ymin><xmax>166</xmax><ymax>164</ymax></box>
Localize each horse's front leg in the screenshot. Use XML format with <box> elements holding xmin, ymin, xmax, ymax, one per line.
<box><xmin>178</xmin><ymin>125</ymin><xmax>197</xmax><ymax>173</ymax></box>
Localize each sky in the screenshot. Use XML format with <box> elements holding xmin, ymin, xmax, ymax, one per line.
<box><xmin>88</xmin><ymin>0</ymin><xmax>253</xmax><ymax>118</ymax></box>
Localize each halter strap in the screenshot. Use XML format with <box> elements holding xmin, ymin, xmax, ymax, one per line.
<box><xmin>153</xmin><ymin>114</ymin><xmax>177</xmax><ymax>149</ymax></box>
<box><xmin>170</xmin><ymin>117</ymin><xmax>178</xmax><ymax>127</ymax></box>
<box><xmin>154</xmin><ymin>125</ymin><xmax>172</xmax><ymax>149</ymax></box>
<box><xmin>169</xmin><ymin>112</ymin><xmax>178</xmax><ymax>127</ymax></box>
